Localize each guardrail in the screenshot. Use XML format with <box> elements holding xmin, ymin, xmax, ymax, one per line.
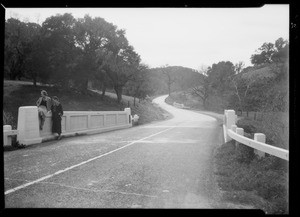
<box><xmin>223</xmin><ymin>109</ymin><xmax>289</xmax><ymax>161</ymax></box>
<box><xmin>173</xmin><ymin>102</ymin><xmax>184</xmax><ymax>108</ymax></box>
<box><xmin>173</xmin><ymin>102</ymin><xmax>190</xmax><ymax>109</ymax></box>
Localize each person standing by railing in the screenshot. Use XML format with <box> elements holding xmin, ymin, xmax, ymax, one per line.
<box><xmin>36</xmin><ymin>90</ymin><xmax>51</xmax><ymax>130</ymax></box>
<box><xmin>51</xmin><ymin>96</ymin><xmax>64</xmax><ymax>140</ymax></box>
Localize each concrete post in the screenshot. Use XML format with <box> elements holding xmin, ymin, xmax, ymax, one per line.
<box><xmin>17</xmin><ymin>106</ymin><xmax>42</xmax><ymax>146</ymax></box>
<box><xmin>226</xmin><ymin>110</ymin><xmax>236</xmax><ymax>130</ymax></box>
<box><xmin>223</xmin><ymin>110</ymin><xmax>227</xmax><ymax>125</ymax></box>
<box><xmin>3</xmin><ymin>125</ymin><xmax>12</xmax><ymax>147</ymax></box>
<box><xmin>254</xmin><ymin>133</ymin><xmax>266</xmax><ymax>158</ymax></box>
<box><xmin>124</xmin><ymin>108</ymin><xmax>132</xmax><ymax>126</ymax></box>
<box><xmin>235</xmin><ymin>127</ymin><xmax>244</xmax><ymax>149</ymax></box>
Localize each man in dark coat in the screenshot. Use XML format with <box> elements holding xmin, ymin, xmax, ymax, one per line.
<box><xmin>51</xmin><ymin>96</ymin><xmax>63</xmax><ymax>140</ymax></box>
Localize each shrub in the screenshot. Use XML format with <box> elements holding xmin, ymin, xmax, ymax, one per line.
<box><xmin>236</xmin><ymin>144</ymin><xmax>255</xmax><ymax>164</ymax></box>
<box><xmin>215</xmin><ymin>141</ymin><xmax>288</xmax><ymax>214</ymax></box>
<box><xmin>3</xmin><ymin>110</ymin><xmax>16</xmax><ymax>129</ymax></box>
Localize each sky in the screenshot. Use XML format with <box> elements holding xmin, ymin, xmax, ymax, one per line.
<box><xmin>4</xmin><ymin>5</ymin><xmax>289</xmax><ymax>71</ymax></box>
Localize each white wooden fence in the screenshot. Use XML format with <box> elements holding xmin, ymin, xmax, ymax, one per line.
<box><xmin>223</xmin><ymin>109</ymin><xmax>289</xmax><ymax>161</ymax></box>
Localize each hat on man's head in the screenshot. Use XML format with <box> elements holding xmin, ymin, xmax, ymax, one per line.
<box><xmin>52</xmin><ymin>96</ymin><xmax>59</xmax><ymax>101</ymax></box>
<box><xmin>41</xmin><ymin>90</ymin><xmax>48</xmax><ymax>96</ymax></box>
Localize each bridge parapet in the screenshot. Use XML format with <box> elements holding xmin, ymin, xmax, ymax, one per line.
<box><xmin>14</xmin><ymin>106</ymin><xmax>132</xmax><ymax>146</ymax></box>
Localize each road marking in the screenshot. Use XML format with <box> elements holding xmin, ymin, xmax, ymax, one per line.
<box><xmin>39</xmin><ymin>181</ymin><xmax>158</xmax><ymax>198</ymax></box>
<box><xmin>5</xmin><ymin>126</ymin><xmax>175</xmax><ymax>195</ymax></box>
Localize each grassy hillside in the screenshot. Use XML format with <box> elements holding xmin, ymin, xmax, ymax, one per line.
<box><xmin>3</xmin><ymin>80</ymin><xmax>170</xmax><ymax>129</ymax></box>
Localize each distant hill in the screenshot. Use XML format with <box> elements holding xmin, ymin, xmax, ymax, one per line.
<box><xmin>147</xmin><ymin>66</ymin><xmax>205</xmax><ymax>95</ymax></box>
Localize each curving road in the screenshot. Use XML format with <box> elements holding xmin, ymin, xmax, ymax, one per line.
<box><xmin>4</xmin><ymin>95</ymin><xmax>224</xmax><ymax>208</ymax></box>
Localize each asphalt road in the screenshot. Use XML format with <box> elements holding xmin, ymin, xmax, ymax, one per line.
<box><xmin>4</xmin><ymin>95</ymin><xmax>224</xmax><ymax>208</ymax></box>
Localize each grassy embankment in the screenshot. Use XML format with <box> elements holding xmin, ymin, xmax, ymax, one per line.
<box><xmin>166</xmin><ymin>92</ymin><xmax>288</xmax><ymax>214</ymax></box>
<box><xmin>3</xmin><ymin>80</ymin><xmax>170</xmax><ymax>130</ymax></box>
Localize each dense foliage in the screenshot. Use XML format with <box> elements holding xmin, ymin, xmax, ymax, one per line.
<box><xmin>5</xmin><ymin>15</ymin><xmax>144</xmax><ymax>103</ymax></box>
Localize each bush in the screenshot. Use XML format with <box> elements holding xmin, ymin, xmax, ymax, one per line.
<box><xmin>236</xmin><ymin>144</ymin><xmax>255</xmax><ymax>164</ymax></box>
<box><xmin>3</xmin><ymin>110</ymin><xmax>16</xmax><ymax>129</ymax></box>
<box><xmin>215</xmin><ymin>141</ymin><xmax>288</xmax><ymax>214</ymax></box>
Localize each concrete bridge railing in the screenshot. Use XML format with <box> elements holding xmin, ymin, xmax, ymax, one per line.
<box><xmin>4</xmin><ymin>106</ymin><xmax>132</xmax><ymax>147</ymax></box>
<box><xmin>223</xmin><ymin>109</ymin><xmax>289</xmax><ymax>161</ymax></box>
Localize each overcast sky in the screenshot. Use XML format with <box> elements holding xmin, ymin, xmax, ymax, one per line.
<box><xmin>4</xmin><ymin>5</ymin><xmax>289</xmax><ymax>70</ymax></box>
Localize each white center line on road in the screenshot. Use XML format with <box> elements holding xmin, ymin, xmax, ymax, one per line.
<box><xmin>5</xmin><ymin>126</ymin><xmax>176</xmax><ymax>195</ymax></box>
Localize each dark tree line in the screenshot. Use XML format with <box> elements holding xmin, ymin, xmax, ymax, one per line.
<box><xmin>4</xmin><ymin>14</ymin><xmax>149</xmax><ymax>103</ymax></box>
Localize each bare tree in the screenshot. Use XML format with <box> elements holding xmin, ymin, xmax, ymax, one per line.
<box><xmin>160</xmin><ymin>64</ymin><xmax>176</xmax><ymax>96</ymax></box>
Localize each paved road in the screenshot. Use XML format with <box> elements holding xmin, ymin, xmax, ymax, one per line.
<box><xmin>4</xmin><ymin>95</ymin><xmax>224</xmax><ymax>208</ymax></box>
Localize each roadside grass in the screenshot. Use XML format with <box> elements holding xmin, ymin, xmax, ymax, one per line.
<box><xmin>214</xmin><ymin>140</ymin><xmax>288</xmax><ymax>214</ymax></box>
<box><xmin>3</xmin><ymin>81</ymin><xmax>169</xmax><ymax>129</ymax></box>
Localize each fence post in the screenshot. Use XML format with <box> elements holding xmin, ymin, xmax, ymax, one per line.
<box><xmin>3</xmin><ymin>125</ymin><xmax>12</xmax><ymax>147</ymax></box>
<box><xmin>235</xmin><ymin>128</ymin><xmax>244</xmax><ymax>149</ymax></box>
<box><xmin>226</xmin><ymin>110</ymin><xmax>236</xmax><ymax>130</ymax></box>
<box><xmin>224</xmin><ymin>110</ymin><xmax>236</xmax><ymax>142</ymax></box>
<box><xmin>254</xmin><ymin>133</ymin><xmax>266</xmax><ymax>158</ymax></box>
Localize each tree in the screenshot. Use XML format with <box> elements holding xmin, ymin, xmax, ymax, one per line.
<box><xmin>5</xmin><ymin>18</ymin><xmax>28</xmax><ymax>80</ymax></box>
<box><xmin>72</xmin><ymin>15</ymin><xmax>118</xmax><ymax>93</ymax></box>
<box><xmin>206</xmin><ymin>61</ymin><xmax>236</xmax><ymax>96</ymax></box>
<box><xmin>98</xmin><ymin>43</ymin><xmax>142</xmax><ymax>103</ymax></box>
<box><xmin>190</xmin><ymin>80</ymin><xmax>211</xmax><ymax>108</ymax></box>
<box><xmin>272</xmin><ymin>38</ymin><xmax>289</xmax><ymax>64</ymax></box>
<box><xmin>22</xmin><ymin>22</ymin><xmax>52</xmax><ymax>86</ymax></box>
<box><xmin>41</xmin><ymin>13</ymin><xmax>77</xmax><ymax>88</ymax></box>
<box><xmin>251</xmin><ymin>42</ymin><xmax>275</xmax><ymax>65</ymax></box>
<box><xmin>160</xmin><ymin>65</ymin><xmax>176</xmax><ymax>96</ymax></box>
<box><xmin>125</xmin><ymin>64</ymin><xmax>150</xmax><ymax>106</ymax></box>
<box><xmin>250</xmin><ymin>38</ymin><xmax>288</xmax><ymax>66</ymax></box>
<box><xmin>94</xmin><ymin>69</ymin><xmax>112</xmax><ymax>98</ymax></box>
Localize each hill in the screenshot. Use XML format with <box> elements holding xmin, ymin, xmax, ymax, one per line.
<box><xmin>3</xmin><ymin>80</ymin><xmax>170</xmax><ymax>129</ymax></box>
<box><xmin>147</xmin><ymin>66</ymin><xmax>205</xmax><ymax>95</ymax></box>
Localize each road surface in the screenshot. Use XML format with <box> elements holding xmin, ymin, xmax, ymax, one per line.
<box><xmin>4</xmin><ymin>95</ymin><xmax>224</xmax><ymax>208</ymax></box>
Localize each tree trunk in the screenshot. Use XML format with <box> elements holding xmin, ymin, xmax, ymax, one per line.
<box><xmin>80</xmin><ymin>78</ymin><xmax>89</xmax><ymax>94</ymax></box>
<box><xmin>33</xmin><ymin>77</ymin><xmax>37</xmax><ymax>87</ymax></box>
<box><xmin>114</xmin><ymin>85</ymin><xmax>123</xmax><ymax>104</ymax></box>
<box><xmin>101</xmin><ymin>82</ymin><xmax>106</xmax><ymax>98</ymax></box>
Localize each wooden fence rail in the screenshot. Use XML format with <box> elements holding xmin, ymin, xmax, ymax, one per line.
<box><xmin>224</xmin><ymin>110</ymin><xmax>289</xmax><ymax>161</ymax></box>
